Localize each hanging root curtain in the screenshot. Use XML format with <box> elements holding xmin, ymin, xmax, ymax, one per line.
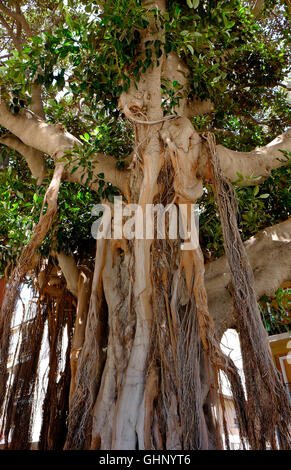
<box><xmin>203</xmin><ymin>132</ymin><xmax>291</xmax><ymax>449</ymax></box>
<box><xmin>0</xmin><ymin>273</ymin><xmax>75</xmax><ymax>450</ymax></box>
<box><xmin>0</xmin><ymin>162</ymin><xmax>74</xmax><ymax>450</ymax></box>
<box><xmin>0</xmin><ymin>129</ymin><xmax>290</xmax><ymax>450</ymax></box>
<box><xmin>0</xmin><ymin>163</ymin><xmax>64</xmax><ymax>418</ymax></box>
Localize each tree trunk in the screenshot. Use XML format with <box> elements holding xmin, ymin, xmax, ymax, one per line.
<box><xmin>64</xmin><ymin>1</ymin><xmax>291</xmax><ymax>449</ymax></box>
<box><xmin>1</xmin><ymin>0</ymin><xmax>290</xmax><ymax>452</ymax></box>
<box><xmin>65</xmin><ymin>2</ymin><xmax>227</xmax><ymax>450</ymax></box>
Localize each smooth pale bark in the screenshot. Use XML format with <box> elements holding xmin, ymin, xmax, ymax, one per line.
<box><xmin>161</xmin><ymin>52</ymin><xmax>214</xmax><ymax>117</ymax></box>
<box><xmin>55</xmin><ymin>251</ymin><xmax>79</xmax><ymax>298</ymax></box>
<box><xmin>64</xmin><ymin>153</ymin><xmax>129</xmax><ymax>197</ymax></box>
<box><xmin>0</xmin><ymin>102</ymin><xmax>129</xmax><ymax>194</ymax></box>
<box><xmin>1</xmin><ymin>100</ymin><xmax>290</xmax><ymax>194</ymax></box>
<box><xmin>112</xmin><ymin>19</ymin><xmax>166</xmax><ymax>453</ymax></box>
<box><xmin>0</xmin><ymin>134</ymin><xmax>46</xmax><ymax>183</ymax></box>
<box><xmin>0</xmin><ymin>102</ymin><xmax>80</xmax><ymax>156</ymax></box>
<box><xmin>208</xmin><ymin>130</ymin><xmax>291</xmax><ymax>185</ymax></box>
<box><xmin>205</xmin><ymin>217</ymin><xmax>291</xmax><ymax>336</ymax></box>
<box><xmin>31</xmin><ymin>84</ymin><xmax>46</xmax><ymax>120</ymax></box>
<box><xmin>69</xmin><ymin>267</ymin><xmax>92</xmax><ymax>405</ymax></box>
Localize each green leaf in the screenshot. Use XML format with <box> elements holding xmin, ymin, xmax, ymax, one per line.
<box><xmin>192</xmin><ymin>32</ymin><xmax>202</xmax><ymax>38</ymax></box>
<box><xmin>70</xmin><ymin>167</ymin><xmax>78</xmax><ymax>175</ymax></box>
<box><xmin>187</xmin><ymin>45</ymin><xmax>194</xmax><ymax>55</ymax></box>
<box><xmin>80</xmin><ymin>133</ymin><xmax>91</xmax><ymax>143</ymax></box>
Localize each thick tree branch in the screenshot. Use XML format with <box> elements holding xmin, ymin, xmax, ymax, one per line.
<box><xmin>0</xmin><ymin>13</ymin><xmax>22</xmax><ymax>50</ymax></box>
<box><xmin>0</xmin><ymin>103</ymin><xmax>129</xmax><ymax>194</ymax></box>
<box><xmin>0</xmin><ymin>5</ymin><xmax>45</xmax><ymax>119</ymax></box>
<box><xmin>250</xmin><ymin>0</ymin><xmax>264</xmax><ymax>17</ymax></box>
<box><xmin>200</xmin><ymin>129</ymin><xmax>291</xmax><ymax>185</ymax></box>
<box><xmin>0</xmin><ymin>102</ymin><xmax>79</xmax><ymax>155</ymax></box>
<box><xmin>0</xmin><ymin>2</ymin><xmax>33</xmax><ymax>37</ymax></box>
<box><xmin>0</xmin><ymin>5</ymin><xmax>46</xmax><ymax>122</ymax></box>
<box><xmin>206</xmin><ymin>218</ymin><xmax>291</xmax><ymax>336</ymax></box>
<box><xmin>65</xmin><ymin>153</ymin><xmax>129</xmax><ymax>196</ymax></box>
<box><xmin>0</xmin><ymin>134</ymin><xmax>46</xmax><ymax>183</ymax></box>
<box><xmin>54</xmin><ymin>251</ymin><xmax>79</xmax><ymax>298</ymax></box>
<box><xmin>31</xmin><ymin>84</ymin><xmax>46</xmax><ymax>120</ymax></box>
<box><xmin>277</xmin><ymin>82</ymin><xmax>291</xmax><ymax>91</ymax></box>
<box><xmin>186</xmin><ymin>98</ymin><xmax>214</xmax><ymax>117</ymax></box>
<box><xmin>162</xmin><ymin>52</ymin><xmax>214</xmax><ymax>117</ymax></box>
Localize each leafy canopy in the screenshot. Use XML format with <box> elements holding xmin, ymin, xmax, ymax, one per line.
<box><xmin>0</xmin><ymin>0</ymin><xmax>290</xmax><ymax>283</ymax></box>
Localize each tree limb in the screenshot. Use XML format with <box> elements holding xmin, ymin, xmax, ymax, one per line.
<box><xmin>31</xmin><ymin>83</ymin><xmax>46</xmax><ymax>120</ymax></box>
<box><xmin>0</xmin><ymin>102</ymin><xmax>129</xmax><ymax>194</ymax></box>
<box><xmin>200</xmin><ymin>129</ymin><xmax>291</xmax><ymax>185</ymax></box>
<box><xmin>206</xmin><ymin>218</ymin><xmax>291</xmax><ymax>336</ymax></box>
<box><xmin>0</xmin><ymin>5</ymin><xmax>45</xmax><ymax>119</ymax></box>
<box><xmin>0</xmin><ymin>1</ymin><xmax>33</xmax><ymax>37</ymax></box>
<box><xmin>250</xmin><ymin>0</ymin><xmax>264</xmax><ymax>17</ymax></box>
<box><xmin>54</xmin><ymin>251</ymin><xmax>79</xmax><ymax>298</ymax></box>
<box><xmin>278</xmin><ymin>81</ymin><xmax>291</xmax><ymax>91</ymax></box>
<box><xmin>162</xmin><ymin>51</ymin><xmax>214</xmax><ymax>117</ymax></box>
<box><xmin>0</xmin><ymin>134</ymin><xmax>46</xmax><ymax>183</ymax></box>
<box><xmin>0</xmin><ymin>13</ymin><xmax>22</xmax><ymax>50</ymax></box>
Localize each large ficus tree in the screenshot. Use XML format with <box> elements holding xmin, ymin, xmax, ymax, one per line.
<box><xmin>0</xmin><ymin>0</ymin><xmax>290</xmax><ymax>450</ymax></box>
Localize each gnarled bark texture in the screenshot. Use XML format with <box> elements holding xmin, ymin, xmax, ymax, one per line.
<box><xmin>0</xmin><ymin>0</ymin><xmax>291</xmax><ymax>451</ymax></box>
